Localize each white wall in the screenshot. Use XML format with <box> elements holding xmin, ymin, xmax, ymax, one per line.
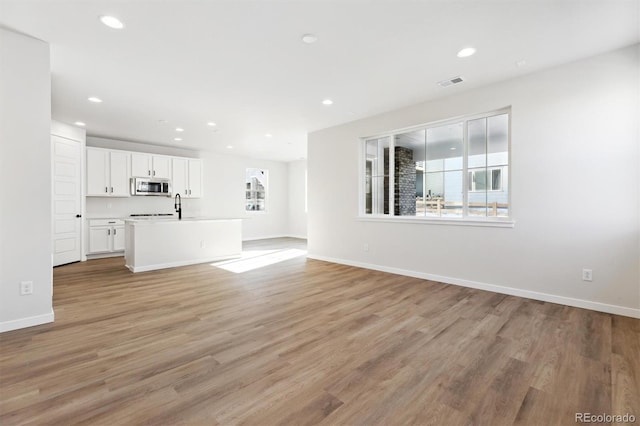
<box><xmin>52</xmin><ymin>121</ymin><xmax>86</xmax><ymax>145</ymax></box>
<box><xmin>288</xmin><ymin>160</ymin><xmax>307</xmax><ymax>238</ymax></box>
<box><xmin>0</xmin><ymin>29</ymin><xmax>53</xmax><ymax>331</ymax></box>
<box><xmin>85</xmin><ymin>137</ymin><xmax>292</xmax><ymax>240</ymax></box>
<box><xmin>88</xmin><ymin>136</ymin><xmax>199</xmax><ymax>158</ymax></box>
<box><xmin>199</xmin><ymin>150</ymin><xmax>290</xmax><ymax>240</ymax></box>
<box><xmin>308</xmin><ymin>44</ymin><xmax>640</xmax><ymax>318</ymax></box>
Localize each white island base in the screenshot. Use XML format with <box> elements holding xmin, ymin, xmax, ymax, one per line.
<box><xmin>125</xmin><ymin>218</ymin><xmax>242</xmax><ymax>273</ymax></box>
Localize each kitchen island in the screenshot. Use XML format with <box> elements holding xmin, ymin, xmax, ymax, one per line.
<box><xmin>124</xmin><ymin>218</ymin><xmax>242</xmax><ymax>273</ymax></box>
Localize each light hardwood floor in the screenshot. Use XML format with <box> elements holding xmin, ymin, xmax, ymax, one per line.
<box><xmin>1</xmin><ymin>238</ymin><xmax>638</xmax><ymax>425</ymax></box>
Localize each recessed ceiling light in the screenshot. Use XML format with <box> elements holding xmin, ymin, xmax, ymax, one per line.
<box><xmin>322</xmin><ymin>99</ymin><xmax>333</xmax><ymax>105</ymax></box>
<box><xmin>301</xmin><ymin>34</ymin><xmax>318</xmax><ymax>44</ymax></box>
<box><xmin>88</xmin><ymin>97</ymin><xmax>102</xmax><ymax>103</ymax></box>
<box><xmin>100</xmin><ymin>16</ymin><xmax>125</xmax><ymax>30</ymax></box>
<box><xmin>450</xmin><ymin>147</ymin><xmax>457</xmax><ymax>150</ymax></box>
<box><xmin>264</xmin><ymin>133</ymin><xmax>273</xmax><ymax>138</ymax></box>
<box><xmin>226</xmin><ymin>145</ymin><xmax>233</xmax><ymax>149</ymax></box>
<box><xmin>74</xmin><ymin>121</ymin><xmax>86</xmax><ymax>127</ymax></box>
<box><xmin>175</xmin><ymin>127</ymin><xmax>184</xmax><ymax>132</ymax></box>
<box><xmin>457</xmin><ymin>47</ymin><xmax>476</xmax><ymax>58</ymax></box>
<box><xmin>207</xmin><ymin>122</ymin><xmax>217</xmax><ymax>126</ymax></box>
<box><xmin>174</xmin><ymin>137</ymin><xmax>182</xmax><ymax>141</ymax></box>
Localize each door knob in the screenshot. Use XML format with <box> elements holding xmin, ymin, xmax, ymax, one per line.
<box><xmin>76</xmin><ymin>214</ymin><xmax>82</xmax><ymax>218</ymax></box>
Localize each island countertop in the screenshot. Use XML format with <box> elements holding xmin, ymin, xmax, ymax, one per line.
<box><xmin>125</xmin><ymin>217</ymin><xmax>242</xmax><ymax>225</ymax></box>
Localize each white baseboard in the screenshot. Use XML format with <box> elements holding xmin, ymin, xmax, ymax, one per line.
<box><xmin>285</xmin><ymin>234</ymin><xmax>308</xmax><ymax>240</ymax></box>
<box><xmin>86</xmin><ymin>251</ymin><xmax>123</xmax><ymax>260</ymax></box>
<box><xmin>0</xmin><ymin>310</ymin><xmax>55</xmax><ymax>333</ymax></box>
<box><xmin>243</xmin><ymin>235</ymin><xmax>283</xmax><ymax>241</ymax></box>
<box><xmin>126</xmin><ymin>253</ymin><xmax>242</xmax><ymax>273</ymax></box>
<box><xmin>243</xmin><ymin>234</ymin><xmax>290</xmax><ymax>241</ymax></box>
<box><xmin>307</xmin><ymin>254</ymin><xmax>640</xmax><ymax>319</ymax></box>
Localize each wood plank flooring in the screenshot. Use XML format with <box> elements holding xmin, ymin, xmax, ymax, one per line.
<box><xmin>1</xmin><ymin>238</ymin><xmax>638</xmax><ymax>425</ymax></box>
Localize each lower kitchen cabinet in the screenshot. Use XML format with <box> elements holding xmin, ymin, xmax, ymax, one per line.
<box><xmin>88</xmin><ymin>219</ymin><xmax>125</xmax><ymax>254</ymax></box>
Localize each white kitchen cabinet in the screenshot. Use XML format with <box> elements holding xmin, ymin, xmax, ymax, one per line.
<box><xmin>86</xmin><ymin>148</ymin><xmax>108</xmax><ymax>196</ymax></box>
<box><xmin>125</xmin><ymin>218</ymin><xmax>241</xmax><ymax>272</ymax></box>
<box><xmin>86</xmin><ymin>148</ymin><xmax>130</xmax><ymax>197</ymax></box>
<box><xmin>187</xmin><ymin>159</ymin><xmax>203</xmax><ymax>198</ymax></box>
<box><xmin>88</xmin><ymin>227</ymin><xmax>110</xmax><ymax>253</ymax></box>
<box><xmin>113</xmin><ymin>225</ymin><xmax>125</xmax><ymax>251</ymax></box>
<box><xmin>87</xmin><ymin>147</ymin><xmax>200</xmax><ymax>198</ymax></box>
<box><xmin>171</xmin><ymin>158</ymin><xmax>203</xmax><ymax>198</ymax></box>
<box><xmin>153</xmin><ymin>156</ymin><xmax>171</xmax><ymax>179</ymax></box>
<box><xmin>131</xmin><ymin>153</ymin><xmax>171</xmax><ymax>179</ymax></box>
<box><xmin>88</xmin><ymin>219</ymin><xmax>125</xmax><ymax>254</ymax></box>
<box><xmin>110</xmin><ymin>152</ymin><xmax>130</xmax><ymax>196</ymax></box>
<box><xmin>131</xmin><ymin>153</ymin><xmax>150</xmax><ymax>177</ymax></box>
<box><xmin>172</xmin><ymin>158</ymin><xmax>187</xmax><ymax>197</ymax></box>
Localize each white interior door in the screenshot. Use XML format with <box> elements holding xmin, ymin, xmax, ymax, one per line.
<box><xmin>52</xmin><ymin>135</ymin><xmax>82</xmax><ymax>266</ymax></box>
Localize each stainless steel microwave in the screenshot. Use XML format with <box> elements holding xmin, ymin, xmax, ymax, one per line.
<box><xmin>130</xmin><ymin>177</ymin><xmax>172</xmax><ymax>196</ymax></box>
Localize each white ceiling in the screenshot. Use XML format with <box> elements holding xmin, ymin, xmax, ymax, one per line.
<box><xmin>1</xmin><ymin>0</ymin><xmax>638</xmax><ymax>162</ymax></box>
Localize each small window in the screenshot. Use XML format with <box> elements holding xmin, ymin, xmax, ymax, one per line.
<box><xmin>245</xmin><ymin>168</ymin><xmax>268</xmax><ymax>211</ymax></box>
<box><xmin>469</xmin><ymin>168</ymin><xmax>502</xmax><ymax>192</ymax></box>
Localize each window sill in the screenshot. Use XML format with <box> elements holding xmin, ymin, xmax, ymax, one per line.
<box><xmin>357</xmin><ymin>215</ymin><xmax>515</xmax><ymax>228</ymax></box>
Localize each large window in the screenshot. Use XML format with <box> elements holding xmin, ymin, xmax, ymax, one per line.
<box><xmin>245</xmin><ymin>168</ymin><xmax>268</xmax><ymax>211</ymax></box>
<box><xmin>362</xmin><ymin>109</ymin><xmax>510</xmax><ymax>220</ymax></box>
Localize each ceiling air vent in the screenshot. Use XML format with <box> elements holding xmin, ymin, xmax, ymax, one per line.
<box><xmin>437</xmin><ymin>76</ymin><xmax>464</xmax><ymax>87</ymax></box>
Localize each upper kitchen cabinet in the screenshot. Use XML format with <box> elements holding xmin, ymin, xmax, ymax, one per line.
<box><xmin>131</xmin><ymin>153</ymin><xmax>171</xmax><ymax>179</ymax></box>
<box><xmin>86</xmin><ymin>147</ymin><xmax>130</xmax><ymax>197</ymax></box>
<box><xmin>187</xmin><ymin>159</ymin><xmax>202</xmax><ymax>198</ymax></box>
<box><xmin>172</xmin><ymin>158</ymin><xmax>203</xmax><ymax>198</ymax></box>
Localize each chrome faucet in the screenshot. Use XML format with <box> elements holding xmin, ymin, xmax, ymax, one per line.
<box><xmin>174</xmin><ymin>193</ymin><xmax>182</xmax><ymax>220</ymax></box>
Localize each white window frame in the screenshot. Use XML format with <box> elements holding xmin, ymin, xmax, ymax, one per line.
<box><xmin>358</xmin><ymin>107</ymin><xmax>514</xmax><ymax>228</ymax></box>
<box><xmin>245</xmin><ymin>168</ymin><xmax>268</xmax><ymax>213</ymax></box>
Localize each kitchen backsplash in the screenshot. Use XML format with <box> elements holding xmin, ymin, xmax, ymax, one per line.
<box><xmin>86</xmin><ymin>196</ymin><xmax>204</xmax><ymax>219</ymax></box>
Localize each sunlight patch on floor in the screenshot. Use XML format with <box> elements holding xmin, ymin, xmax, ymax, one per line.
<box><xmin>211</xmin><ymin>248</ymin><xmax>307</xmax><ymax>273</ymax></box>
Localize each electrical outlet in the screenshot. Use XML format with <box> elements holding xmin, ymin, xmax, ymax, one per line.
<box><xmin>582</xmin><ymin>269</ymin><xmax>593</xmax><ymax>282</ymax></box>
<box><xmin>20</xmin><ymin>281</ymin><xmax>33</xmax><ymax>295</ymax></box>
<box><xmin>363</xmin><ymin>243</ymin><xmax>369</xmax><ymax>252</ymax></box>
